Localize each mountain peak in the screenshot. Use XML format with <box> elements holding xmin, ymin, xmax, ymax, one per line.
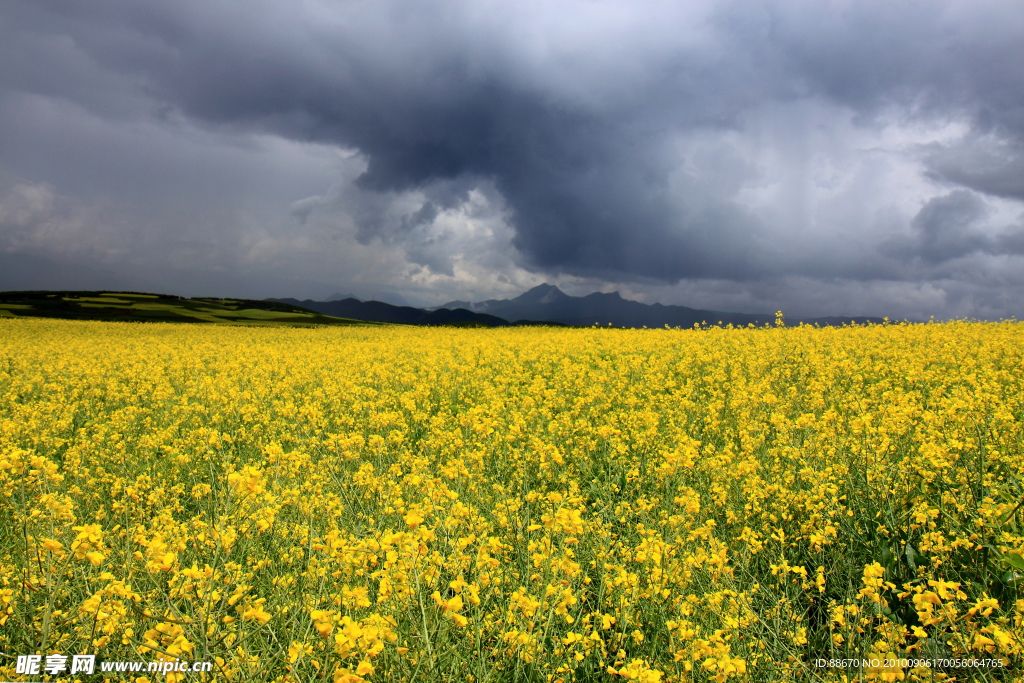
<box><xmin>515</xmin><ymin>284</ymin><xmax>568</xmax><ymax>305</ymax></box>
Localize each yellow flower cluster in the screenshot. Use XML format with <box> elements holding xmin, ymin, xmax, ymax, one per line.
<box><xmin>1</xmin><ymin>317</ymin><xmax>1023</xmax><ymax>682</ymax></box>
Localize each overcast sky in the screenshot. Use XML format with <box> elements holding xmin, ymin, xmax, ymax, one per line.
<box><xmin>2</xmin><ymin>0</ymin><xmax>1023</xmax><ymax>318</ymax></box>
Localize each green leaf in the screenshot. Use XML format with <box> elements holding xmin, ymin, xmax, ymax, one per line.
<box><xmin>1003</xmin><ymin>550</ymin><xmax>1024</xmax><ymax>571</ymax></box>
<box><xmin>905</xmin><ymin>542</ymin><xmax>918</xmax><ymax>572</ymax></box>
<box><xmin>1001</xmin><ymin>571</ymin><xmax>1023</xmax><ymax>587</ymax></box>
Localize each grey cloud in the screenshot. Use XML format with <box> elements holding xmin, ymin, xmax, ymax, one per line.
<box><xmin>911</xmin><ymin>190</ymin><xmax>991</xmax><ymax>263</ymax></box>
<box><xmin>761</xmin><ymin>2</ymin><xmax>1024</xmax><ymax>130</ymax></box>
<box><xmin>898</xmin><ymin>189</ymin><xmax>1024</xmax><ymax>263</ymax></box>
<box><xmin>994</xmin><ymin>225</ymin><xmax>1024</xmax><ymax>256</ymax></box>
<box><xmin>406</xmin><ymin>202</ymin><xmax>439</xmax><ymax>229</ymax></box>
<box><xmin>0</xmin><ymin>182</ymin><xmax>56</xmax><ymax>231</ymax></box>
<box><xmin>923</xmin><ymin>134</ymin><xmax>1024</xmax><ymax>201</ymax></box>
<box><xmin>883</xmin><ymin>190</ymin><xmax>990</xmax><ymax>264</ymax></box>
<box><xmin>0</xmin><ymin>181</ymin><xmax>131</xmax><ymax>260</ymax></box>
<box><xmin>289</xmin><ymin>194</ymin><xmax>331</xmax><ymax>225</ymax></box>
<box><xmin>2</xmin><ymin>0</ymin><xmax>1024</xmax><ymax>320</ymax></box>
<box><xmin>0</xmin><ymin>1</ymin><xmax>857</xmax><ymax>282</ymax></box>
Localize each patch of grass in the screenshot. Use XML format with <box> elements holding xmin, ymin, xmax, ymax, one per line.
<box><xmin>0</xmin><ymin>290</ymin><xmax>382</xmax><ymax>327</ymax></box>
<box><xmin>75</xmin><ymin>296</ymin><xmax>135</xmax><ymax>304</ymax></box>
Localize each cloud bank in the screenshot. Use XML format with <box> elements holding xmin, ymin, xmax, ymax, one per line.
<box><xmin>1</xmin><ymin>0</ymin><xmax>1023</xmax><ymax>317</ymax></box>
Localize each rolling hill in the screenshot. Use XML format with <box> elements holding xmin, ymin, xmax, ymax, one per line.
<box><xmin>0</xmin><ymin>291</ymin><xmax>374</xmax><ymax>326</ymax></box>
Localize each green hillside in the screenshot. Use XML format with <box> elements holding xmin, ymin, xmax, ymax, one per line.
<box><xmin>0</xmin><ymin>291</ymin><xmax>379</xmax><ymax>326</ymax></box>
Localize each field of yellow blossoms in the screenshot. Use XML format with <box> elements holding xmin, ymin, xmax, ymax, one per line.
<box><xmin>1</xmin><ymin>317</ymin><xmax>1023</xmax><ymax>682</ymax></box>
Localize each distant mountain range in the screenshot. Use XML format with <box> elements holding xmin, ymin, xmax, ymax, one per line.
<box><xmin>268</xmin><ymin>297</ymin><xmax>515</xmax><ymax>326</ymax></box>
<box><xmin>271</xmin><ymin>284</ymin><xmax>888</xmax><ymax>328</ymax></box>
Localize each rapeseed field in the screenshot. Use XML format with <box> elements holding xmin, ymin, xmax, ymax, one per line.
<box><xmin>1</xmin><ymin>317</ymin><xmax>1022</xmax><ymax>682</ymax></box>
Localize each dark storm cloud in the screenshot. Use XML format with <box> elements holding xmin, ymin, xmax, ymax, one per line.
<box><xmin>996</xmin><ymin>228</ymin><xmax>1024</xmax><ymax>257</ymax></box>
<box><xmin>891</xmin><ymin>190</ymin><xmax>991</xmax><ymax>264</ymax></box>
<box><xmin>2</xmin><ymin>0</ymin><xmax>1023</xmax><ymax>313</ymax></box>
<box><xmin>922</xmin><ymin>135</ymin><xmax>1024</xmax><ymax>201</ymax></box>
<box><xmin>882</xmin><ymin>189</ymin><xmax>1024</xmax><ymax>264</ymax></box>
<box><xmin>746</xmin><ymin>2</ymin><xmax>1024</xmax><ymax>223</ymax></box>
